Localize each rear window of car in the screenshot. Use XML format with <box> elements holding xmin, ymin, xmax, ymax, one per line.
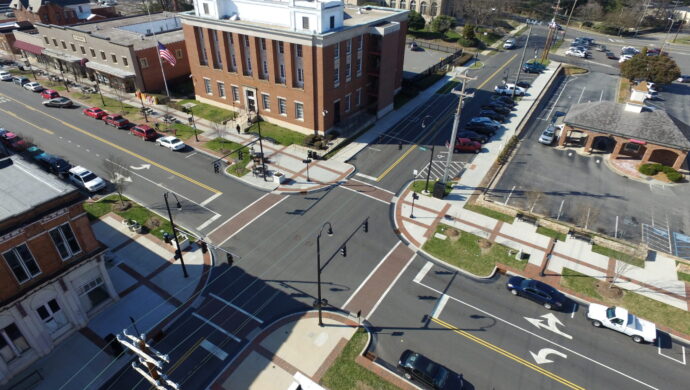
<box><xmin>145</xmin><ymin>129</ymin><xmax>155</xmax><ymax>135</ymax></box>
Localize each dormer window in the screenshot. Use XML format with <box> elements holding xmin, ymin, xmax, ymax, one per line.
<box><xmin>203</xmin><ymin>3</ymin><xmax>209</xmax><ymax>15</ymax></box>
<box><xmin>302</xmin><ymin>17</ymin><xmax>309</xmax><ymax>30</ymax></box>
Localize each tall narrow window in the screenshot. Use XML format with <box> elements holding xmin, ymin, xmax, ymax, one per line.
<box><xmin>334</xmin><ymin>64</ymin><xmax>339</xmax><ymax>87</ymax></box>
<box><xmin>0</xmin><ymin>323</ymin><xmax>30</xmax><ymax>362</ymax></box>
<box><xmin>296</xmin><ymin>44</ymin><xmax>302</xmax><ymax>57</ymax></box>
<box><xmin>3</xmin><ymin>244</ymin><xmax>40</xmax><ymax>283</ymax></box>
<box><xmin>260</xmin><ymin>38</ymin><xmax>266</xmax><ymax>50</ymax></box>
<box><xmin>195</xmin><ymin>27</ymin><xmax>208</xmax><ymax>66</ymax></box>
<box><xmin>262</xmin><ymin>60</ymin><xmax>268</xmax><ymax>74</ymax></box>
<box><xmin>346</xmin><ymin>39</ymin><xmax>351</xmax><ymax>54</ymax></box>
<box><xmin>204</xmin><ymin>78</ymin><xmax>212</xmax><ymax>94</ymax></box>
<box><xmin>295</xmin><ymin>102</ymin><xmax>304</xmax><ymax>120</ymax></box>
<box><xmin>356</xmin><ymin>53</ymin><xmax>362</xmax><ymax>76</ymax></box>
<box><xmin>262</xmin><ymin>94</ymin><xmax>270</xmax><ymax>110</ymax></box>
<box><xmin>356</xmin><ymin>88</ymin><xmax>362</xmax><ymax>106</ymax></box>
<box><xmin>297</xmin><ymin>68</ymin><xmax>303</xmax><ymax>83</ymax></box>
<box><xmin>278</xmin><ymin>98</ymin><xmax>287</xmax><ymax>115</ymax></box>
<box><xmin>334</xmin><ymin>43</ymin><xmax>340</xmax><ymax>59</ymax></box>
<box><xmin>345</xmin><ymin>94</ymin><xmax>351</xmax><ymax>112</ymax></box>
<box><xmin>330</xmin><ymin>16</ymin><xmax>335</xmax><ymax>29</ymax></box>
<box><xmin>302</xmin><ymin>16</ymin><xmax>309</xmax><ymax>29</ymax></box>
<box><xmin>231</xmin><ymin>86</ymin><xmax>240</xmax><ymax>101</ymax></box>
<box><xmin>49</xmin><ymin>223</ymin><xmax>81</xmax><ymax>260</ymax></box>
<box><xmin>278</xmin><ymin>42</ymin><xmax>284</xmax><ymax>53</ymax></box>
<box><xmin>279</xmin><ymin>64</ymin><xmax>285</xmax><ymax>80</ymax></box>
<box><xmin>217</xmin><ymin>82</ymin><xmax>226</xmax><ymax>97</ymax></box>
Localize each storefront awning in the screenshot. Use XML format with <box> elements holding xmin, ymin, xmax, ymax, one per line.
<box><xmin>13</xmin><ymin>40</ymin><xmax>44</xmax><ymax>55</ymax></box>
<box><xmin>85</xmin><ymin>61</ymin><xmax>136</xmax><ymax>79</ymax></box>
<box><xmin>42</xmin><ymin>48</ymin><xmax>81</xmax><ymax>63</ymax></box>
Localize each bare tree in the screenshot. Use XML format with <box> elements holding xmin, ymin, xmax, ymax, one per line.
<box><xmin>112</xmin><ymin>87</ymin><xmax>126</xmax><ymax>115</ymax></box>
<box><xmin>574</xmin><ymin>201</ymin><xmax>601</xmax><ymax>230</ymax></box>
<box><xmin>609</xmin><ymin>259</ymin><xmax>634</xmax><ymax>289</ymax></box>
<box><xmin>102</xmin><ymin>156</ymin><xmax>131</xmax><ymax>207</ymax></box>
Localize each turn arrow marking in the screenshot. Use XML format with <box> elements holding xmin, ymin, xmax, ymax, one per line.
<box><xmin>114</xmin><ymin>172</ymin><xmax>133</xmax><ymax>183</ymax></box>
<box><xmin>130</xmin><ymin>164</ymin><xmax>151</xmax><ymax>170</ymax></box>
<box><xmin>530</xmin><ymin>348</ymin><xmax>567</xmax><ymax>364</ymax></box>
<box><xmin>524</xmin><ymin>313</ymin><xmax>573</xmax><ymax>340</ymax></box>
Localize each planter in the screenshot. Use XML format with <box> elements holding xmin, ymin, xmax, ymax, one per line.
<box><xmin>273</xmin><ymin>172</ymin><xmax>287</xmax><ymax>184</ymax></box>
<box><xmin>177</xmin><ymin>233</ymin><xmax>190</xmax><ymax>250</ymax></box>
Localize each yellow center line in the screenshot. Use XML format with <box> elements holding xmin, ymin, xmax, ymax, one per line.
<box><xmin>0</xmin><ymin>92</ymin><xmax>221</xmax><ymax>195</ymax></box>
<box><xmin>375</xmin><ymin>53</ymin><xmax>519</xmax><ymax>182</ymax></box>
<box><xmin>166</xmin><ymin>337</ymin><xmax>204</xmax><ymax>375</ymax></box>
<box><xmin>431</xmin><ymin>317</ymin><xmax>585</xmax><ymax>390</ymax></box>
<box><xmin>0</xmin><ymin>107</ymin><xmax>54</xmax><ymax>134</ymax></box>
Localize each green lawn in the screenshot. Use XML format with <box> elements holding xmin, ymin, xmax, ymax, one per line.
<box><xmin>477</xmin><ymin>28</ymin><xmax>502</xmax><ymax>46</ymax></box>
<box><xmin>246</xmin><ymin>120</ymin><xmax>304</xmax><ymax>146</ymax></box>
<box><xmin>463</xmin><ymin>204</ymin><xmax>515</xmax><ymax>224</ymax></box>
<box><xmin>678</xmin><ymin>271</ymin><xmax>690</xmax><ymax>283</ymax></box>
<box><xmin>560</xmin><ymin>267</ymin><xmax>603</xmax><ymax>300</ymax></box>
<box><xmin>423</xmin><ymin>224</ymin><xmax>526</xmax><ymax>276</ymax></box>
<box><xmin>83</xmin><ymin>195</ymin><xmax>174</xmax><ymax>242</ymax></box>
<box><xmin>72</xmin><ymin>92</ymin><xmax>141</xmax><ymax>117</ymax></box>
<box><xmin>205</xmin><ymin>138</ymin><xmax>244</xmax><ymax>153</ymax></box>
<box><xmin>536</xmin><ymin>226</ymin><xmax>567</xmax><ymax>242</ymax></box>
<box><xmin>43</xmin><ymin>80</ymin><xmax>67</xmax><ymax>92</ymax></box>
<box><xmin>320</xmin><ymin>328</ymin><xmax>399</xmax><ymax>390</ymax></box>
<box><xmin>177</xmin><ymin>99</ymin><xmax>237</xmax><ymax>123</ymax></box>
<box><xmin>436</xmin><ymin>80</ymin><xmax>460</xmax><ymax>94</ymax></box>
<box><xmin>8</xmin><ymin>69</ymin><xmax>32</xmax><ymax>76</ymax></box>
<box><xmin>527</xmin><ymin>58</ymin><xmax>551</xmax><ymax>67</ymax></box>
<box><xmin>408</xmin><ymin>28</ymin><xmax>462</xmax><ymax>43</ymax></box>
<box><xmin>169</xmin><ymin>122</ymin><xmax>203</xmax><ymax>141</ymax></box>
<box><xmin>410</xmin><ymin>180</ymin><xmax>453</xmax><ymax>197</ymax></box>
<box><xmin>591</xmin><ymin>244</ymin><xmax>645</xmax><ymax>268</ymax></box>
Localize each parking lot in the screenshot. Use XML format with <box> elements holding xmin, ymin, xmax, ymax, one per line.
<box><xmin>489</xmin><ymin>72</ymin><xmax>690</xmax><ymax>258</ymax></box>
<box><xmin>402</xmin><ymin>44</ymin><xmax>456</xmax><ymax>79</ymax></box>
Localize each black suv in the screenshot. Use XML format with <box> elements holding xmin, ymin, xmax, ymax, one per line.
<box><xmin>491</xmin><ymin>95</ymin><xmax>517</xmax><ymax>107</ymax></box>
<box><xmin>36</xmin><ymin>154</ymin><xmax>71</xmax><ymax>177</ymax></box>
<box><xmin>465</xmin><ymin>121</ymin><xmax>498</xmax><ymax>136</ymax></box>
<box><xmin>399</xmin><ymin>350</ymin><xmax>464</xmax><ymax>389</ymax></box>
<box><xmin>481</xmin><ymin>103</ymin><xmax>511</xmax><ymax>115</ymax></box>
<box><xmin>506</xmin><ymin>276</ymin><xmax>567</xmax><ymax>310</ymax></box>
<box><xmin>478</xmin><ymin>110</ymin><xmax>506</xmax><ymax>123</ymax></box>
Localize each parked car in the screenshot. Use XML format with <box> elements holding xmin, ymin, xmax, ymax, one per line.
<box><xmin>12</xmin><ymin>76</ymin><xmax>29</xmax><ymax>86</ymax></box>
<box><xmin>605</xmin><ymin>51</ymin><xmax>617</xmax><ymax>60</ymax></box>
<box><xmin>587</xmin><ymin>304</ymin><xmax>657</xmax><ymax>343</ymax></box>
<box><xmin>68</xmin><ymin>166</ymin><xmax>106</xmax><ymax>192</ymax></box>
<box><xmin>130</xmin><ymin>124</ymin><xmax>157</xmax><ymax>141</ymax></box>
<box><xmin>481</xmin><ymin>102</ymin><xmax>511</xmax><ymax>115</ymax></box>
<box><xmin>24</xmin><ymin>145</ymin><xmax>46</xmax><ymax>159</ymax></box>
<box><xmin>466</xmin><ymin>118</ymin><xmax>500</xmax><ymax>135</ymax></box>
<box><xmin>35</xmin><ymin>154</ymin><xmax>71</xmax><ymax>176</ymax></box>
<box><xmin>503</xmin><ymin>38</ymin><xmax>516</xmax><ymax>49</ymax></box>
<box><xmin>156</xmin><ymin>135</ymin><xmax>186</xmax><ymax>151</ymax></box>
<box><xmin>0</xmin><ymin>71</ymin><xmax>12</xmax><ymax>81</ymax></box>
<box><xmin>453</xmin><ymin>137</ymin><xmax>481</xmax><ymax>153</ymax></box>
<box><xmin>565</xmin><ymin>48</ymin><xmax>587</xmax><ymax>58</ymax></box>
<box><xmin>619</xmin><ymin>54</ymin><xmax>633</xmax><ymax>63</ymax></box>
<box><xmin>677</xmin><ymin>75</ymin><xmax>690</xmax><ymax>83</ymax></box>
<box><xmin>538</xmin><ymin>123</ymin><xmax>562</xmax><ymax>145</ymax></box>
<box><xmin>645</xmin><ymin>91</ymin><xmax>659</xmax><ymax>100</ymax></box>
<box><xmin>491</xmin><ymin>95</ymin><xmax>517</xmax><ymax>107</ymax></box>
<box><xmin>621</xmin><ymin>46</ymin><xmax>639</xmax><ymax>55</ymax></box>
<box><xmin>0</xmin><ymin>131</ymin><xmax>28</xmax><ymax>151</ymax></box>
<box><xmin>409</xmin><ymin>41</ymin><xmax>422</xmax><ymax>51</ymax></box>
<box><xmin>515</xmin><ymin>81</ymin><xmax>531</xmax><ymax>89</ymax></box>
<box><xmin>40</xmin><ymin>89</ymin><xmax>60</xmax><ymax>99</ymax></box>
<box><xmin>103</xmin><ymin>114</ymin><xmax>130</xmax><ymax>128</ymax></box>
<box><xmin>522</xmin><ymin>63</ymin><xmax>542</xmax><ymax>73</ymax></box>
<box><xmin>506</xmin><ymin>276</ymin><xmax>567</xmax><ymax>310</ymax></box>
<box><xmin>398</xmin><ymin>350</ymin><xmax>464</xmax><ymax>390</ymax></box>
<box><xmin>596</xmin><ymin>44</ymin><xmax>607</xmax><ymax>52</ymax></box>
<box><xmin>23</xmin><ymin>81</ymin><xmax>43</xmax><ymax>92</ymax></box>
<box><xmin>83</xmin><ymin>107</ymin><xmax>107</xmax><ymax>119</ymax></box>
<box><xmin>457</xmin><ymin>130</ymin><xmax>488</xmax><ymax>144</ymax></box>
<box><xmin>494</xmin><ymin>83</ymin><xmax>526</xmax><ymax>96</ymax></box>
<box><xmin>42</xmin><ymin>97</ymin><xmax>73</xmax><ymax>108</ymax></box>
<box><xmin>478</xmin><ymin>109</ymin><xmax>506</xmax><ymax>122</ymax></box>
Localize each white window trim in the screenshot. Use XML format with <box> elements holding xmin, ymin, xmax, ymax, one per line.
<box><xmin>261</xmin><ymin>93</ymin><xmax>271</xmax><ymax>111</ymax></box>
<box><xmin>231</xmin><ymin>85</ymin><xmax>240</xmax><ymax>102</ymax></box>
<box><xmin>3</xmin><ymin>244</ymin><xmax>41</xmax><ymax>284</ymax></box>
<box><xmin>203</xmin><ymin>78</ymin><xmax>213</xmax><ymax>95</ymax></box>
<box><xmin>217</xmin><ymin>81</ymin><xmax>226</xmax><ymax>99</ymax></box>
<box><xmin>277</xmin><ymin>97</ymin><xmax>287</xmax><ymax>116</ymax></box>
<box><xmin>294</xmin><ymin>101</ymin><xmax>305</xmax><ymax>121</ymax></box>
<box><xmin>356</xmin><ymin>88</ymin><xmax>362</xmax><ymax>106</ymax></box>
<box><xmin>49</xmin><ymin>223</ymin><xmax>81</xmax><ymax>261</ymax></box>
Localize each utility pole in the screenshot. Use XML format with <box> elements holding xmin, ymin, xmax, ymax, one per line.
<box><xmin>541</xmin><ymin>0</ymin><xmax>562</xmax><ymax>63</ymax></box>
<box><xmin>117</xmin><ymin>330</ymin><xmax>179</xmax><ymax>390</ymax></box>
<box><xmin>440</xmin><ymin>71</ymin><xmax>475</xmax><ymax>186</ymax></box>
<box><xmin>513</xmin><ymin>26</ymin><xmax>532</xmax><ymax>100</ymax></box>
<box><xmin>561</xmin><ymin>0</ymin><xmax>578</xmax><ymax>42</ymax></box>
<box><xmin>634</xmin><ymin>0</ymin><xmax>652</xmax><ymax>38</ymax></box>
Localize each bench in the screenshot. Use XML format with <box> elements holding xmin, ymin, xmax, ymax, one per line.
<box><xmin>516</xmin><ymin>213</ymin><xmax>539</xmax><ymax>226</ymax></box>
<box><xmin>569</xmin><ymin>230</ymin><xmax>592</xmax><ymax>243</ymax></box>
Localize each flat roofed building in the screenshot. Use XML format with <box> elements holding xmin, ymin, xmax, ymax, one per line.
<box><xmin>0</xmin><ymin>157</ymin><xmax>116</xmax><ymax>384</ymax></box>
<box><xmin>180</xmin><ymin>0</ymin><xmax>408</xmax><ymax>134</ymax></box>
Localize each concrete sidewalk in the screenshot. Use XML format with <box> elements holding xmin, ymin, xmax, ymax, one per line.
<box><xmin>0</xmin><ymin>213</ymin><xmax>211</xmax><ymax>390</ymax></box>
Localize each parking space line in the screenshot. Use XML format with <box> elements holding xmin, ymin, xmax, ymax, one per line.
<box><xmin>192</xmin><ymin>312</ymin><xmax>241</xmax><ymax>342</ymax></box>
<box><xmin>413</xmin><ymin>261</ymin><xmax>433</xmax><ymax>283</ymax></box>
<box><xmin>415</xmin><ymin>280</ymin><xmax>659</xmax><ymax>390</ymax></box>
<box><xmin>210</xmin><ymin>293</ymin><xmax>264</xmax><ymax>324</ymax></box>
<box><xmin>431</xmin><ymin>294</ymin><xmax>449</xmax><ymax>318</ymax></box>
<box><xmin>657</xmin><ymin>344</ymin><xmax>686</xmax><ymax>365</ymax></box>
<box><xmin>577</xmin><ymin>87</ymin><xmax>586</xmax><ymax>104</ymax></box>
<box><xmin>571</xmin><ymin>303</ymin><xmax>578</xmax><ymax>319</ymax></box>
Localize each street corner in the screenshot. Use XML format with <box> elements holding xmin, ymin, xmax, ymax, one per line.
<box><xmin>272</xmin><ymin>159</ymin><xmax>356</xmax><ymax>194</ymax></box>
<box><xmin>211</xmin><ymin>311</ymin><xmax>359</xmax><ymax>390</ymax></box>
<box><xmin>393</xmin><ymin>186</ymin><xmax>450</xmax><ymax>249</ymax></box>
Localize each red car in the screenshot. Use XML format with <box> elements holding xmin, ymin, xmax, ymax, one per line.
<box><xmin>1</xmin><ymin>132</ymin><xmax>28</xmax><ymax>151</ymax></box>
<box><xmin>103</xmin><ymin>114</ymin><xmax>130</xmax><ymax>129</ymax></box>
<box><xmin>453</xmin><ymin>138</ymin><xmax>481</xmax><ymax>153</ymax></box>
<box><xmin>40</xmin><ymin>89</ymin><xmax>60</xmax><ymax>99</ymax></box>
<box><xmin>83</xmin><ymin>107</ymin><xmax>107</xmax><ymax>119</ymax></box>
<box><xmin>130</xmin><ymin>124</ymin><xmax>157</xmax><ymax>141</ymax></box>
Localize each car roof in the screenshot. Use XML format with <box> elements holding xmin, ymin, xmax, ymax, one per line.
<box><xmin>135</xmin><ymin>124</ymin><xmax>153</xmax><ymax>130</ymax></box>
<box><xmin>160</xmin><ymin>135</ymin><xmax>179</xmax><ymax>141</ymax></box>
<box><xmin>69</xmin><ymin>165</ymin><xmax>90</xmax><ymax>175</ymax></box>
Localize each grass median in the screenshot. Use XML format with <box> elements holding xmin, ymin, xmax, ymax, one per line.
<box><xmin>320</xmin><ymin>328</ymin><xmax>399</xmax><ymax>390</ymax></box>
<box><xmin>591</xmin><ymin>244</ymin><xmax>645</xmax><ymax>268</ymax></box>
<box><xmin>246</xmin><ymin>120</ymin><xmax>304</xmax><ymax>146</ymax></box>
<box><xmin>423</xmin><ymin>224</ymin><xmax>526</xmax><ymax>276</ymax></box>
<box><xmin>204</xmin><ymin>138</ymin><xmax>251</xmax><ymax>176</ymax></box>
<box><xmin>84</xmin><ymin>195</ymin><xmax>174</xmax><ymax>242</ymax></box>
<box><xmin>536</xmin><ymin>226</ymin><xmax>567</xmax><ymax>241</ymax></box>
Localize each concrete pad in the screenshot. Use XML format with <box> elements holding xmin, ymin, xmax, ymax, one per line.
<box><xmin>500</xmin><ymin>221</ymin><xmax>552</xmax><ymax>249</ymax></box>
<box><xmin>445</xmin><ymin>218</ymin><xmax>491</xmax><ymax>239</ymax></box>
<box><xmin>2</xmin><ymin>331</ymin><xmax>128</xmax><ymax>390</ymax></box>
<box><xmin>554</xmin><ymin>238</ymin><xmax>610</xmax><ymax>270</ymax></box>
<box><xmin>88</xmin><ymin>286</ymin><xmax>176</xmax><ymax>338</ymax></box>
<box><xmin>400</xmin><ymin>202</ymin><xmax>438</xmax><ymax>222</ymax></box>
<box><xmin>91</xmin><ymin>215</ymin><xmax>135</xmax><ymax>248</ymax></box>
<box><xmin>547</xmin><ymin>255</ymin><xmax>608</xmax><ymax>279</ymax></box>
<box><xmin>221</xmin><ymin>351</ymin><xmax>294</xmax><ymax>390</ymax></box>
<box><xmin>150</xmin><ymin>249</ymin><xmax>205</xmax><ymax>303</ymax></box>
<box><xmin>116</xmin><ymin>237</ymin><xmax>171</xmax><ymax>277</ymax></box>
<box><xmin>107</xmin><ymin>263</ymin><xmax>137</xmax><ymax>295</ymax></box>
<box><xmin>452</xmin><ymin>208</ymin><xmax>499</xmax><ymax>231</ymax></box>
<box><xmin>260</xmin><ymin>317</ymin><xmax>356</xmax><ymax>377</ymax></box>
<box><xmin>404</xmin><ymin>221</ymin><xmax>431</xmax><ymax>244</ymax></box>
<box><xmin>308</xmin><ymin>164</ymin><xmax>342</xmax><ymax>183</ymax></box>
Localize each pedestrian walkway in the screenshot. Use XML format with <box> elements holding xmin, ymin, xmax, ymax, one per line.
<box><xmin>1</xmin><ymin>214</ymin><xmax>211</xmax><ymax>390</ymax></box>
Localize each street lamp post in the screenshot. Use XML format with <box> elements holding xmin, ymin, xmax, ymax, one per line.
<box><xmin>421</xmin><ymin>115</ymin><xmax>434</xmax><ymax>194</ymax></box>
<box><xmin>302</xmin><ymin>159</ymin><xmax>312</xmax><ymax>182</ymax></box>
<box><xmin>163</xmin><ymin>192</ymin><xmax>189</xmax><ymax>278</ymax></box>
<box><xmin>185</xmin><ymin>107</ymin><xmax>199</xmax><ymax>142</ymax></box>
<box><xmin>250</xmin><ymin>109</ymin><xmax>268</xmax><ymax>181</ymax></box>
<box><xmin>410</xmin><ymin>192</ymin><xmax>419</xmax><ymax>218</ymax></box>
<box><xmin>315</xmin><ymin>222</ymin><xmax>334</xmax><ymax>327</ymax></box>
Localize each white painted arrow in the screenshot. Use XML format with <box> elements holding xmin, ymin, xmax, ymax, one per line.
<box><xmin>130</xmin><ymin>164</ymin><xmax>151</xmax><ymax>170</ymax></box>
<box><xmin>530</xmin><ymin>348</ymin><xmax>567</xmax><ymax>364</ymax></box>
<box><xmin>524</xmin><ymin>313</ymin><xmax>573</xmax><ymax>340</ymax></box>
<box><xmin>113</xmin><ymin>172</ymin><xmax>133</xmax><ymax>183</ymax></box>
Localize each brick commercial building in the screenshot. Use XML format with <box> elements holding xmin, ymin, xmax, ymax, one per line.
<box><xmin>180</xmin><ymin>0</ymin><xmax>408</xmax><ymax>134</ymax></box>
<box><xmin>15</xmin><ymin>12</ymin><xmax>190</xmax><ymax>92</ymax></box>
<box><xmin>9</xmin><ymin>0</ymin><xmax>116</xmax><ymax>25</ymax></box>
<box><xmin>0</xmin><ymin>157</ymin><xmax>117</xmax><ymax>384</ymax></box>
<box><xmin>0</xmin><ymin>20</ymin><xmax>33</xmax><ymax>58</ymax></box>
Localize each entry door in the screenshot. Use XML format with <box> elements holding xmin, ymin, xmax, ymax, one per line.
<box><xmin>334</xmin><ymin>101</ymin><xmax>341</xmax><ymax>124</ymax></box>
<box><xmin>246</xmin><ymin>89</ymin><xmax>257</xmax><ymax>113</ymax></box>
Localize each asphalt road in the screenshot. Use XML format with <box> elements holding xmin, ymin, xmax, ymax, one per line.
<box><xmin>490</xmin><ymin>72</ymin><xmax>690</xmax><ymax>246</ymax></box>
<box><xmin>369</xmin><ymin>255</ymin><xmax>690</xmax><ymax>390</ymax></box>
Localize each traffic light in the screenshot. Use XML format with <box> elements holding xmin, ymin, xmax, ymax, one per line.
<box><xmin>226</xmin><ymin>252</ymin><xmax>234</xmax><ymax>266</ymax></box>
<box><xmin>199</xmin><ymin>241</ymin><xmax>208</xmax><ymax>253</ymax></box>
<box><xmin>213</xmin><ymin>161</ymin><xmax>220</xmax><ymax>174</ymax></box>
<box><xmin>174</xmin><ymin>249</ymin><xmax>181</xmax><ymax>260</ymax></box>
<box><xmin>363</xmin><ymin>220</ymin><xmax>368</xmax><ymax>233</ymax></box>
<box><xmin>238</xmin><ymin>150</ymin><xmax>244</xmax><ymax>160</ymax></box>
<box><xmin>340</xmin><ymin>245</ymin><xmax>347</xmax><ymax>257</ymax></box>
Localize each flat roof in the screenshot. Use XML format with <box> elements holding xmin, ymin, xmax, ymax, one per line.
<box><xmin>0</xmin><ymin>157</ymin><xmax>75</xmax><ymax>222</ymax></box>
<box><xmin>67</xmin><ymin>12</ymin><xmax>184</xmax><ymax>50</ymax></box>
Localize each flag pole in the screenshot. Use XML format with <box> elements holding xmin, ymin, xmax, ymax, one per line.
<box><xmin>143</xmin><ymin>3</ymin><xmax>171</xmax><ymax>98</ymax></box>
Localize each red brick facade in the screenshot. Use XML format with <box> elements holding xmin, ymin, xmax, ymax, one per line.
<box><xmin>13</xmin><ymin>4</ymin><xmax>115</xmax><ymax>25</ymax></box>
<box><xmin>134</xmin><ymin>41</ymin><xmax>191</xmax><ymax>94</ymax></box>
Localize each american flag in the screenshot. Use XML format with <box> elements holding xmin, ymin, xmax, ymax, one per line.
<box><xmin>158</xmin><ymin>41</ymin><xmax>176</xmax><ymax>67</ymax></box>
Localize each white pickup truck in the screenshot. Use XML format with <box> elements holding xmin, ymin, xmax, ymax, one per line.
<box><xmin>587</xmin><ymin>304</ymin><xmax>657</xmax><ymax>343</ymax></box>
<box><xmin>494</xmin><ymin>83</ymin><xmax>525</xmax><ymax>96</ymax></box>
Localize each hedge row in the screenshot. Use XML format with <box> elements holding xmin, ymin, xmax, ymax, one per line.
<box><xmin>638</xmin><ymin>163</ymin><xmax>683</xmax><ymax>182</ymax></box>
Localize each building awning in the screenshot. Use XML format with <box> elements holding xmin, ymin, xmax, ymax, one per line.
<box><xmin>42</xmin><ymin>48</ymin><xmax>81</xmax><ymax>63</ymax></box>
<box><xmin>85</xmin><ymin>61</ymin><xmax>135</xmax><ymax>79</ymax></box>
<box><xmin>13</xmin><ymin>40</ymin><xmax>44</xmax><ymax>55</ymax></box>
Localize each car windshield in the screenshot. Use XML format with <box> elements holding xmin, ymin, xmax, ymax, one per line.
<box><xmin>82</xmin><ymin>172</ymin><xmax>98</xmax><ymax>182</ymax></box>
<box><xmin>169</xmin><ymin>138</ymin><xmax>181</xmax><ymax>143</ymax></box>
<box><xmin>543</xmin><ymin>129</ymin><xmax>554</xmax><ymax>136</ymax></box>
